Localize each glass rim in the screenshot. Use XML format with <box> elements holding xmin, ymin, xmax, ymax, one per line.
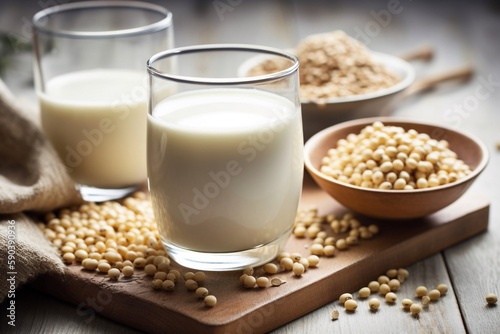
<box><xmin>147</xmin><ymin>44</ymin><xmax>299</xmax><ymax>85</ymax></box>
<box><xmin>32</xmin><ymin>1</ymin><xmax>172</xmax><ymax>38</ymax></box>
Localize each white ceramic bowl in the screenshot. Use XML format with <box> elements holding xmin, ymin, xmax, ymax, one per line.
<box><xmin>301</xmin><ymin>52</ymin><xmax>415</xmax><ymax>111</ymax></box>
<box><xmin>239</xmin><ymin>51</ymin><xmax>416</xmax><ymax>139</ymax></box>
<box><xmin>300</xmin><ymin>52</ymin><xmax>415</xmax><ymax>138</ymax></box>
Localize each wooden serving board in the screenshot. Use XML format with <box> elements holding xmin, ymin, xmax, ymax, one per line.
<box><xmin>33</xmin><ymin>175</ymin><xmax>489</xmax><ymax>334</ymax></box>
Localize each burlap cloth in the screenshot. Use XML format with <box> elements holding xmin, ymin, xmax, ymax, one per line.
<box><xmin>0</xmin><ymin>79</ymin><xmax>83</xmax><ymax>303</ymax></box>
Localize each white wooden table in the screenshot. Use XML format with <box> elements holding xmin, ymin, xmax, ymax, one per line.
<box><xmin>1</xmin><ymin>0</ymin><xmax>499</xmax><ymax>333</ymax></box>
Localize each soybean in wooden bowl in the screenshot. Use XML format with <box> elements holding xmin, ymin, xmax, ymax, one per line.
<box><xmin>303</xmin><ymin>117</ymin><xmax>489</xmax><ymax>219</ymax></box>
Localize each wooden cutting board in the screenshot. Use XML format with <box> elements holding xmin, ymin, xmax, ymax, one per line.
<box><xmin>33</xmin><ymin>175</ymin><xmax>489</xmax><ymax>334</ymax></box>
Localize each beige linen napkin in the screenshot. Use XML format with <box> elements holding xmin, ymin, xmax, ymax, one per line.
<box><xmin>0</xmin><ymin>79</ymin><xmax>82</xmax><ymax>302</ymax></box>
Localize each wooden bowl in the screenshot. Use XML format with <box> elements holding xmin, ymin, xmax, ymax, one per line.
<box><xmin>304</xmin><ymin>117</ymin><xmax>489</xmax><ymax>219</ymax></box>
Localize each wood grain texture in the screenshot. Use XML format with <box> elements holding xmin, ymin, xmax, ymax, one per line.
<box><xmin>1</xmin><ymin>0</ymin><xmax>499</xmax><ymax>333</ymax></box>
<box><xmin>28</xmin><ymin>176</ymin><xmax>489</xmax><ymax>334</ymax></box>
<box><xmin>272</xmin><ymin>254</ymin><xmax>467</xmax><ymax>334</ymax></box>
<box><xmin>0</xmin><ymin>287</ymin><xmax>141</xmax><ymax>334</ymax></box>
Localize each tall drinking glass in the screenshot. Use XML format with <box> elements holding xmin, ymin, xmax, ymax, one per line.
<box><xmin>32</xmin><ymin>1</ymin><xmax>173</xmax><ymax>201</ymax></box>
<box><xmin>147</xmin><ymin>45</ymin><xmax>303</xmax><ymax>270</ymax></box>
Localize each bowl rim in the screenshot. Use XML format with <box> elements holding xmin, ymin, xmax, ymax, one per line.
<box><xmin>300</xmin><ymin>52</ymin><xmax>416</xmax><ymax>105</ymax></box>
<box><xmin>304</xmin><ymin>117</ymin><xmax>489</xmax><ymax>194</ymax></box>
<box><xmin>239</xmin><ymin>50</ymin><xmax>416</xmax><ymax>105</ymax></box>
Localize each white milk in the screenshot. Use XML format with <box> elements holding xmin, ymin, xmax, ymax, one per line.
<box><xmin>148</xmin><ymin>88</ymin><xmax>303</xmax><ymax>253</ymax></box>
<box><xmin>39</xmin><ymin>69</ymin><xmax>148</xmax><ymax>188</ymax></box>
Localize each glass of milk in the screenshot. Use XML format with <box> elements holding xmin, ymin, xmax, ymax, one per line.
<box><xmin>32</xmin><ymin>1</ymin><xmax>173</xmax><ymax>201</ymax></box>
<box><xmin>147</xmin><ymin>45</ymin><xmax>303</xmax><ymax>270</ymax></box>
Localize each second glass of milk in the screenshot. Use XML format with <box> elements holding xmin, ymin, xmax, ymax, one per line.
<box><xmin>32</xmin><ymin>1</ymin><xmax>173</xmax><ymax>201</ymax></box>
<box><xmin>147</xmin><ymin>45</ymin><xmax>303</xmax><ymax>270</ymax></box>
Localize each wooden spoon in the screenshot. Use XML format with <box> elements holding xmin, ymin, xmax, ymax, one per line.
<box><xmin>396</xmin><ymin>44</ymin><xmax>473</xmax><ymax>97</ymax></box>
<box><xmin>404</xmin><ymin>65</ymin><xmax>474</xmax><ymax>97</ymax></box>
<box><xmin>399</xmin><ymin>44</ymin><xmax>434</xmax><ymax>62</ymax></box>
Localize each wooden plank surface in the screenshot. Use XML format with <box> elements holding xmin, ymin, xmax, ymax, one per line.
<box><xmin>273</xmin><ymin>253</ymin><xmax>468</xmax><ymax>334</ymax></box>
<box><xmin>29</xmin><ymin>175</ymin><xmax>489</xmax><ymax>334</ymax></box>
<box><xmin>1</xmin><ymin>1</ymin><xmax>499</xmax><ymax>333</ymax></box>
